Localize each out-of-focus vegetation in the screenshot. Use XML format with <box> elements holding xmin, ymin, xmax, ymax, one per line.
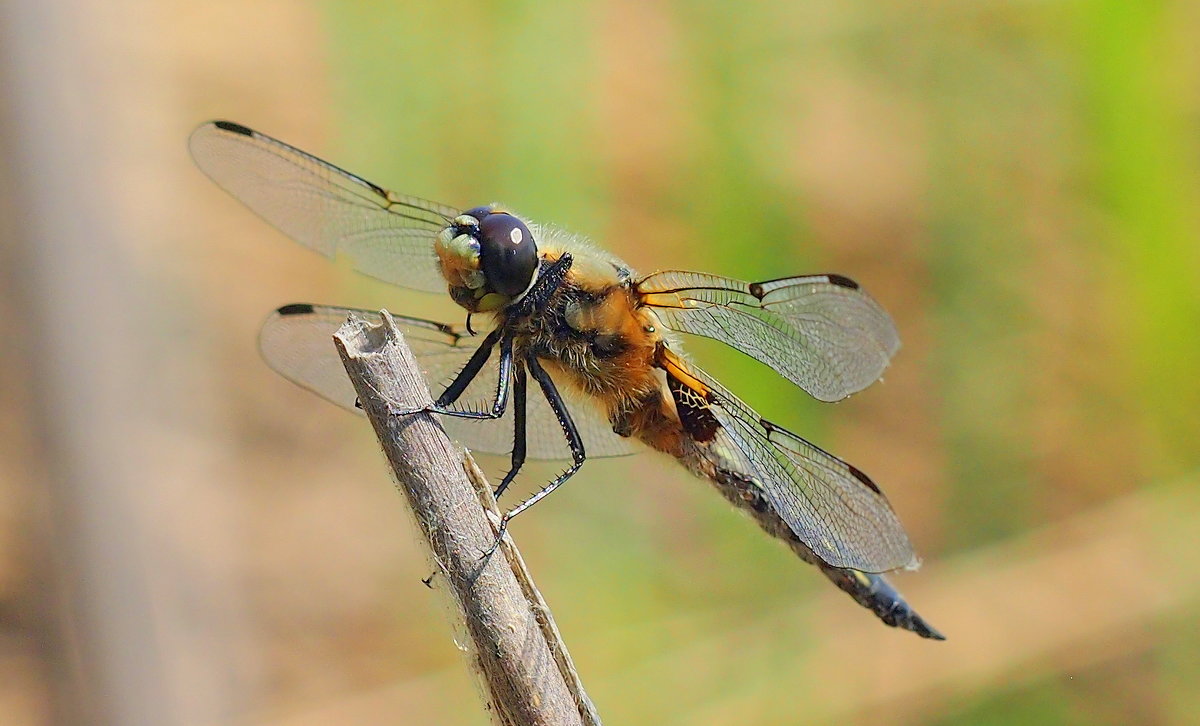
<box><xmin>1</xmin><ymin>1</ymin><xmax>1196</xmax><ymax>725</ymax></box>
<box><xmin>322</xmin><ymin>1</ymin><xmax>1200</xmax><ymax>723</ymax></box>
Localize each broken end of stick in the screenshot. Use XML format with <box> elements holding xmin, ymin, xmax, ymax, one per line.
<box><xmin>332</xmin><ymin>308</ymin><xmax>398</xmax><ymax>358</ymax></box>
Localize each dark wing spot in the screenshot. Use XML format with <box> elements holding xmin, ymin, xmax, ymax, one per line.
<box><xmin>748</xmin><ymin>282</ymin><xmax>765</xmax><ymax>299</ymax></box>
<box><xmin>277</xmin><ymin>303</ymin><xmax>315</xmax><ymax>316</ymax></box>
<box><xmin>213</xmin><ymin>120</ymin><xmax>254</xmax><ymax>136</ymax></box>
<box><xmin>760</xmin><ymin>417</ymin><xmax>883</xmax><ymax>494</ymax></box>
<box><xmin>667</xmin><ymin>373</ymin><xmax>720</xmax><ymax>443</ymax></box>
<box><xmin>846</xmin><ymin>462</ymin><xmax>882</xmax><ymax>494</ymax></box>
<box><xmin>431</xmin><ymin>321</ymin><xmax>461</xmax><ymax>338</ymax></box>
<box><xmin>826</xmin><ymin>274</ymin><xmax>860</xmax><ymax>290</ymax></box>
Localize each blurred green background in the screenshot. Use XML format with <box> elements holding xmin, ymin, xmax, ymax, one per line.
<box><xmin>1</xmin><ymin>1</ymin><xmax>1197</xmax><ymax>725</ymax></box>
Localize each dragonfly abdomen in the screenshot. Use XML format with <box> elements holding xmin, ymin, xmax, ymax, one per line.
<box><xmin>707</xmin><ymin>466</ymin><xmax>944</xmax><ymax>639</ymax></box>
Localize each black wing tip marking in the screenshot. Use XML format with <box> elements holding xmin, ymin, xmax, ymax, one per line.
<box><xmin>845</xmin><ymin>462</ymin><xmax>883</xmax><ymax>495</ymax></box>
<box><xmin>428</xmin><ymin>319</ymin><xmax>461</xmax><ymax>338</ymax></box>
<box><xmin>276</xmin><ymin>303</ymin><xmax>316</xmax><ymax>316</ymax></box>
<box><xmin>826</xmin><ymin>273</ymin><xmax>860</xmax><ymax>290</ymax></box>
<box><xmin>758</xmin><ymin>416</ymin><xmax>884</xmax><ymax>495</ymax></box>
<box><xmin>363</xmin><ymin>178</ymin><xmax>390</xmax><ymax>199</ymax></box>
<box><xmin>748</xmin><ymin>272</ymin><xmax>861</xmax><ymax>294</ymax></box>
<box><xmin>272</xmin><ymin>305</ymin><xmax>464</xmax><ymax>341</ymax></box>
<box><xmin>212</xmin><ymin>120</ymin><xmax>255</xmax><ymax>136</ymax></box>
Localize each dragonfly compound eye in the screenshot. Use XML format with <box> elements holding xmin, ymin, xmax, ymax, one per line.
<box><xmin>460</xmin><ymin>205</ymin><xmax>494</xmax><ymax>223</ymax></box>
<box><xmin>478</xmin><ymin>212</ymin><xmax>538</xmax><ymax>298</ymax></box>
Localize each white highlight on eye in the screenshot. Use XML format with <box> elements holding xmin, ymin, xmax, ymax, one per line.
<box><xmin>509</xmin><ymin>227</ymin><xmax>523</xmax><ymax>245</ymax></box>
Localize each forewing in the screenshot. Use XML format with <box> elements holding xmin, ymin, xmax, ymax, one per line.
<box><xmin>258</xmin><ymin>305</ymin><xmax>637</xmax><ymax>459</ymax></box>
<box><xmin>190</xmin><ymin>121</ymin><xmax>457</xmax><ymax>293</ymax></box>
<box><xmin>683</xmin><ymin>363</ymin><xmax>916</xmax><ymax>572</ymax></box>
<box><xmin>638</xmin><ymin>271</ymin><xmax>900</xmax><ymax>402</ymax></box>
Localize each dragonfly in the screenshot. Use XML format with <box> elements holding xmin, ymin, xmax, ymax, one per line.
<box><xmin>190</xmin><ymin>120</ymin><xmax>943</xmax><ymax>640</ymax></box>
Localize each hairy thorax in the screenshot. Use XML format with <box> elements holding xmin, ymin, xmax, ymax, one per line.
<box><xmin>499</xmin><ymin>248</ymin><xmax>658</xmax><ymax>407</ymax></box>
<box><xmin>501</xmin><ymin>247</ymin><xmax>711</xmax><ymax>468</ymax></box>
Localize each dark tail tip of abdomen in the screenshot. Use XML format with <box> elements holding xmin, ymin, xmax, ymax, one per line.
<box><xmin>820</xmin><ymin>566</ymin><xmax>946</xmax><ymax>641</ymax></box>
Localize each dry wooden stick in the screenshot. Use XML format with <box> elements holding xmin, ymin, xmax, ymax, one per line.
<box><xmin>333</xmin><ymin>311</ymin><xmax>601</xmax><ymax>726</ymax></box>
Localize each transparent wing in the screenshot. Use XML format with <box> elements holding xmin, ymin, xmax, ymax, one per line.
<box><xmin>638</xmin><ymin>271</ymin><xmax>900</xmax><ymax>402</ymax></box>
<box><xmin>258</xmin><ymin>304</ymin><xmax>638</xmax><ymax>460</ymax></box>
<box><xmin>189</xmin><ymin>120</ymin><xmax>457</xmax><ymax>293</ymax></box>
<box><xmin>682</xmin><ymin>361</ymin><xmax>916</xmax><ymax>572</ymax></box>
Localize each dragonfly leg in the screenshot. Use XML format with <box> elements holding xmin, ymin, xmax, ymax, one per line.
<box><xmin>424</xmin><ymin>253</ymin><xmax>571</xmax><ymax>424</ymax></box>
<box><xmin>493</xmin><ymin>362</ymin><xmax>527</xmax><ymax>500</ymax></box>
<box><xmin>485</xmin><ymin>353</ymin><xmax>585</xmax><ymax>557</ymax></box>
<box><xmin>393</xmin><ymin>328</ymin><xmax>511</xmax><ymax>420</ymax></box>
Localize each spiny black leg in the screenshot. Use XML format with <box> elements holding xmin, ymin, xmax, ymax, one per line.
<box><xmin>430</xmin><ymin>253</ymin><xmax>572</xmax><ymax>421</ymax></box>
<box><xmin>484</xmin><ymin>353</ymin><xmax>586</xmax><ymax>557</ymax></box>
<box><xmin>432</xmin><ymin>254</ymin><xmax>571</xmax><ymax>425</ymax></box>
<box><xmin>417</xmin><ymin>256</ymin><xmax>572</xmax><ymax>423</ymax></box>
<box><xmin>432</xmin><ymin>328</ymin><xmax>501</xmax><ymax>412</ymax></box>
<box><xmin>514</xmin><ymin>353</ymin><xmax>586</xmax><ymax>514</ymax></box>
<box><xmin>494</xmin><ymin>362</ymin><xmax>527</xmax><ymax>500</ymax></box>
<box><xmin>395</xmin><ymin>328</ymin><xmax>511</xmax><ymax>420</ymax></box>
<box><xmin>431</xmin><ymin>334</ymin><xmax>512</xmax><ymax>420</ymax></box>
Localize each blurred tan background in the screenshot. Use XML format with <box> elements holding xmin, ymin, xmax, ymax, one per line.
<box><xmin>2</xmin><ymin>1</ymin><xmax>1198</xmax><ymax>724</ymax></box>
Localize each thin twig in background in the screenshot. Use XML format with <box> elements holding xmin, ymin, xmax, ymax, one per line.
<box><xmin>334</xmin><ymin>310</ymin><xmax>602</xmax><ymax>726</ymax></box>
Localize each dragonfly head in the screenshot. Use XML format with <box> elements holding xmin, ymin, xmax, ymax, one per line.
<box><xmin>435</xmin><ymin>205</ymin><xmax>539</xmax><ymax>313</ymax></box>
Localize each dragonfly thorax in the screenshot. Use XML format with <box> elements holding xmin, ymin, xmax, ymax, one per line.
<box><xmin>435</xmin><ymin>205</ymin><xmax>540</xmax><ymax>313</ymax></box>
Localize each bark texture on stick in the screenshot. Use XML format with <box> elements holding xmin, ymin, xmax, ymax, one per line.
<box><xmin>334</xmin><ymin>311</ymin><xmax>601</xmax><ymax>726</ymax></box>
